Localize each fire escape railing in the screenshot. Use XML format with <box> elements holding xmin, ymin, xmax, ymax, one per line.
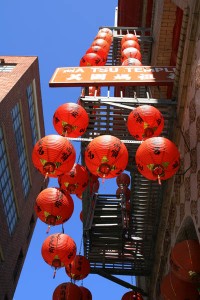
<box><xmin>77</xmin><ymin>26</ymin><xmax>177</xmax><ymax>294</ymax></box>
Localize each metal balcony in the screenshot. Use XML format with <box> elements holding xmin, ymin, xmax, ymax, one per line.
<box><xmin>80</xmin><ymin>27</ymin><xmax>176</xmax><ymax>288</ymax></box>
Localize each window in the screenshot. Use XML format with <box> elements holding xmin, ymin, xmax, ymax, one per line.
<box><xmin>0</xmin><ymin>64</ymin><xmax>16</xmax><ymax>72</ymax></box>
<box><xmin>0</xmin><ymin>127</ymin><xmax>18</xmax><ymax>234</ymax></box>
<box><xmin>11</xmin><ymin>104</ymin><xmax>30</xmax><ymax>197</ymax></box>
<box><xmin>26</xmin><ymin>83</ymin><xmax>39</xmax><ymax>145</ymax></box>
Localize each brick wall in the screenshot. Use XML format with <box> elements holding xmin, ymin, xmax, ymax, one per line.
<box><xmin>0</xmin><ymin>56</ymin><xmax>46</xmax><ymax>300</ymax></box>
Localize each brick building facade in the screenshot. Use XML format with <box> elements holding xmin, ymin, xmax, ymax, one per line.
<box><xmin>0</xmin><ymin>56</ymin><xmax>46</xmax><ymax>300</ymax></box>
<box><xmin>118</xmin><ymin>0</ymin><xmax>200</xmax><ymax>298</ymax></box>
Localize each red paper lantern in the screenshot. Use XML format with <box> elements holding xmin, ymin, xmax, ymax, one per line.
<box><xmin>121</xmin><ymin>33</ymin><xmax>139</xmax><ymax>44</ymax></box>
<box><xmin>85</xmin><ymin>135</ymin><xmax>128</xmax><ymax>179</ymax></box>
<box><xmin>86</xmin><ymin>46</ymin><xmax>108</xmax><ymax>61</ymax></box>
<box><xmin>116</xmin><ymin>173</ymin><xmax>130</xmax><ymax>187</ymax></box>
<box><xmin>41</xmin><ymin>233</ymin><xmax>76</xmax><ymax>277</ymax></box>
<box><xmin>127</xmin><ymin>105</ymin><xmax>164</xmax><ymax>140</ymax></box>
<box><xmin>79</xmin><ymin>286</ymin><xmax>92</xmax><ymax>300</ymax></box>
<box><xmin>122</xmin><ymin>58</ymin><xmax>142</xmax><ymax>66</ymax></box>
<box><xmin>135</xmin><ymin>137</ymin><xmax>180</xmax><ymax>184</ymax></box>
<box><xmin>53</xmin><ymin>282</ymin><xmax>82</xmax><ymax>300</ymax></box>
<box><xmin>35</xmin><ymin>187</ymin><xmax>74</xmax><ymax>230</ymax></box>
<box><xmin>65</xmin><ymin>255</ymin><xmax>90</xmax><ymax>281</ymax></box>
<box><xmin>116</xmin><ymin>186</ymin><xmax>131</xmax><ymax>201</ymax></box>
<box><xmin>81</xmin><ymin>86</ymin><xmax>101</xmax><ymax>97</ymax></box>
<box><xmin>32</xmin><ymin>135</ymin><xmax>76</xmax><ymax>178</ymax></box>
<box><xmin>90</xmin><ymin>179</ymin><xmax>100</xmax><ymax>194</ymax></box>
<box><xmin>160</xmin><ymin>272</ymin><xmax>199</xmax><ymax>300</ymax></box>
<box><xmin>94</xmin><ymin>32</ymin><xmax>113</xmax><ymax>45</ymax></box>
<box><xmin>88</xmin><ymin>86</ymin><xmax>101</xmax><ymax>96</ymax></box>
<box><xmin>80</xmin><ymin>53</ymin><xmax>104</xmax><ymax>66</ymax></box>
<box><xmin>121</xmin><ymin>40</ymin><xmax>140</xmax><ymax>51</ymax></box>
<box><xmin>98</xmin><ymin>27</ymin><xmax>113</xmax><ymax>37</ymax></box>
<box><xmin>170</xmin><ymin>239</ymin><xmax>200</xmax><ymax>283</ymax></box>
<box><xmin>76</xmin><ymin>192</ymin><xmax>83</xmax><ymax>200</ymax></box>
<box><xmin>53</xmin><ymin>103</ymin><xmax>89</xmax><ymax>138</ymax></box>
<box><xmin>122</xmin><ymin>290</ymin><xmax>144</xmax><ymax>300</ymax></box>
<box><xmin>80</xmin><ymin>211</ymin><xmax>83</xmax><ymax>222</ymax></box>
<box><xmin>91</xmin><ymin>39</ymin><xmax>110</xmax><ymax>53</ymax></box>
<box><xmin>121</xmin><ymin>47</ymin><xmax>142</xmax><ymax>62</ymax></box>
<box><xmin>88</xmin><ymin>172</ymin><xmax>99</xmax><ymax>194</ymax></box>
<box><xmin>58</xmin><ymin>164</ymin><xmax>89</xmax><ymax>194</ymax></box>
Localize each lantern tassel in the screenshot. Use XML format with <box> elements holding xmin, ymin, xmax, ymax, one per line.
<box><xmin>46</xmin><ymin>225</ymin><xmax>51</xmax><ymax>234</ymax></box>
<box><xmin>102</xmin><ymin>174</ymin><xmax>106</xmax><ymax>184</ymax></box>
<box><xmin>53</xmin><ymin>268</ymin><xmax>57</xmax><ymax>279</ymax></box>
<box><xmin>158</xmin><ymin>175</ymin><xmax>161</xmax><ymax>185</ymax></box>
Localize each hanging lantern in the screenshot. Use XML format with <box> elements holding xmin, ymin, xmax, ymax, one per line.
<box><xmin>170</xmin><ymin>239</ymin><xmax>200</xmax><ymax>284</ymax></box>
<box><xmin>76</xmin><ymin>192</ymin><xmax>83</xmax><ymax>200</ymax></box>
<box><xmin>32</xmin><ymin>135</ymin><xmax>76</xmax><ymax>178</ymax></box>
<box><xmin>86</xmin><ymin>46</ymin><xmax>108</xmax><ymax>61</ymax></box>
<box><xmin>88</xmin><ymin>86</ymin><xmax>101</xmax><ymax>96</ymax></box>
<box><xmin>80</xmin><ymin>53</ymin><xmax>104</xmax><ymax>67</ymax></box>
<box><xmin>79</xmin><ymin>286</ymin><xmax>92</xmax><ymax>300</ymax></box>
<box><xmin>65</xmin><ymin>255</ymin><xmax>90</xmax><ymax>281</ymax></box>
<box><xmin>122</xmin><ymin>58</ymin><xmax>142</xmax><ymax>66</ymax></box>
<box><xmin>85</xmin><ymin>135</ymin><xmax>128</xmax><ymax>179</ymax></box>
<box><xmin>53</xmin><ymin>103</ymin><xmax>89</xmax><ymax>138</ymax></box>
<box><xmin>121</xmin><ymin>33</ymin><xmax>139</xmax><ymax>44</ymax></box>
<box><xmin>160</xmin><ymin>272</ymin><xmax>199</xmax><ymax>300</ymax></box>
<box><xmin>58</xmin><ymin>164</ymin><xmax>89</xmax><ymax>195</ymax></box>
<box><xmin>127</xmin><ymin>105</ymin><xmax>164</xmax><ymax>140</ymax></box>
<box><xmin>94</xmin><ymin>32</ymin><xmax>113</xmax><ymax>45</ymax></box>
<box><xmin>116</xmin><ymin>173</ymin><xmax>130</xmax><ymax>187</ymax></box>
<box><xmin>116</xmin><ymin>186</ymin><xmax>131</xmax><ymax>212</ymax></box>
<box><xmin>89</xmin><ymin>173</ymin><xmax>99</xmax><ymax>182</ymax></box>
<box><xmin>98</xmin><ymin>27</ymin><xmax>113</xmax><ymax>37</ymax></box>
<box><xmin>81</xmin><ymin>86</ymin><xmax>101</xmax><ymax>97</ymax></box>
<box><xmin>121</xmin><ymin>40</ymin><xmax>140</xmax><ymax>51</ymax></box>
<box><xmin>80</xmin><ymin>211</ymin><xmax>83</xmax><ymax>222</ymax></box>
<box><xmin>35</xmin><ymin>187</ymin><xmax>74</xmax><ymax>232</ymax></box>
<box><xmin>91</xmin><ymin>39</ymin><xmax>110</xmax><ymax>53</ymax></box>
<box><xmin>135</xmin><ymin>137</ymin><xmax>180</xmax><ymax>184</ymax></box>
<box><xmin>53</xmin><ymin>282</ymin><xmax>82</xmax><ymax>300</ymax></box>
<box><xmin>41</xmin><ymin>233</ymin><xmax>76</xmax><ymax>277</ymax></box>
<box><xmin>121</xmin><ymin>290</ymin><xmax>144</xmax><ymax>300</ymax></box>
<box><xmin>121</xmin><ymin>47</ymin><xmax>142</xmax><ymax>62</ymax></box>
<box><xmin>88</xmin><ymin>172</ymin><xmax>99</xmax><ymax>194</ymax></box>
<box><xmin>116</xmin><ymin>186</ymin><xmax>131</xmax><ymax>201</ymax></box>
<box><xmin>90</xmin><ymin>178</ymin><xmax>100</xmax><ymax>195</ymax></box>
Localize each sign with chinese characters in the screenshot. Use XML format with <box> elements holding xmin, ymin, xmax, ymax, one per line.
<box><xmin>49</xmin><ymin>66</ymin><xmax>175</xmax><ymax>87</ymax></box>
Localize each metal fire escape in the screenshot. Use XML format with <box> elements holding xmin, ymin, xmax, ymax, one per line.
<box><xmin>80</xmin><ymin>27</ymin><xmax>176</xmax><ymax>294</ymax></box>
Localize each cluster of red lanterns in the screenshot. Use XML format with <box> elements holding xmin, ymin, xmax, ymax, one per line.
<box><xmin>121</xmin><ymin>33</ymin><xmax>142</xmax><ymax>66</ymax></box>
<box><xmin>80</xmin><ymin>27</ymin><xmax>113</xmax><ymax>67</ymax></box>
<box><xmin>79</xmin><ymin>27</ymin><xmax>113</xmax><ymax>116</ymax></box>
<box><xmin>31</xmin><ymin>96</ymin><xmax>93</xmax><ymax>296</ymax></box>
<box><xmin>160</xmin><ymin>239</ymin><xmax>200</xmax><ymax>299</ymax></box>
<box><xmin>52</xmin><ymin>282</ymin><xmax>92</xmax><ymax>300</ymax></box>
<box><xmin>31</xmin><ymin>27</ymin><xmax>183</xmax><ymax>299</ymax></box>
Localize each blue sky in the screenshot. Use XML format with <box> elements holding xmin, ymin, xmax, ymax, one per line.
<box><xmin>2</xmin><ymin>0</ymin><xmax>136</xmax><ymax>299</ymax></box>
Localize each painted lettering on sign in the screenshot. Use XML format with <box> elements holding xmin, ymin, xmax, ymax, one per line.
<box><xmin>49</xmin><ymin>66</ymin><xmax>176</xmax><ymax>87</ymax></box>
